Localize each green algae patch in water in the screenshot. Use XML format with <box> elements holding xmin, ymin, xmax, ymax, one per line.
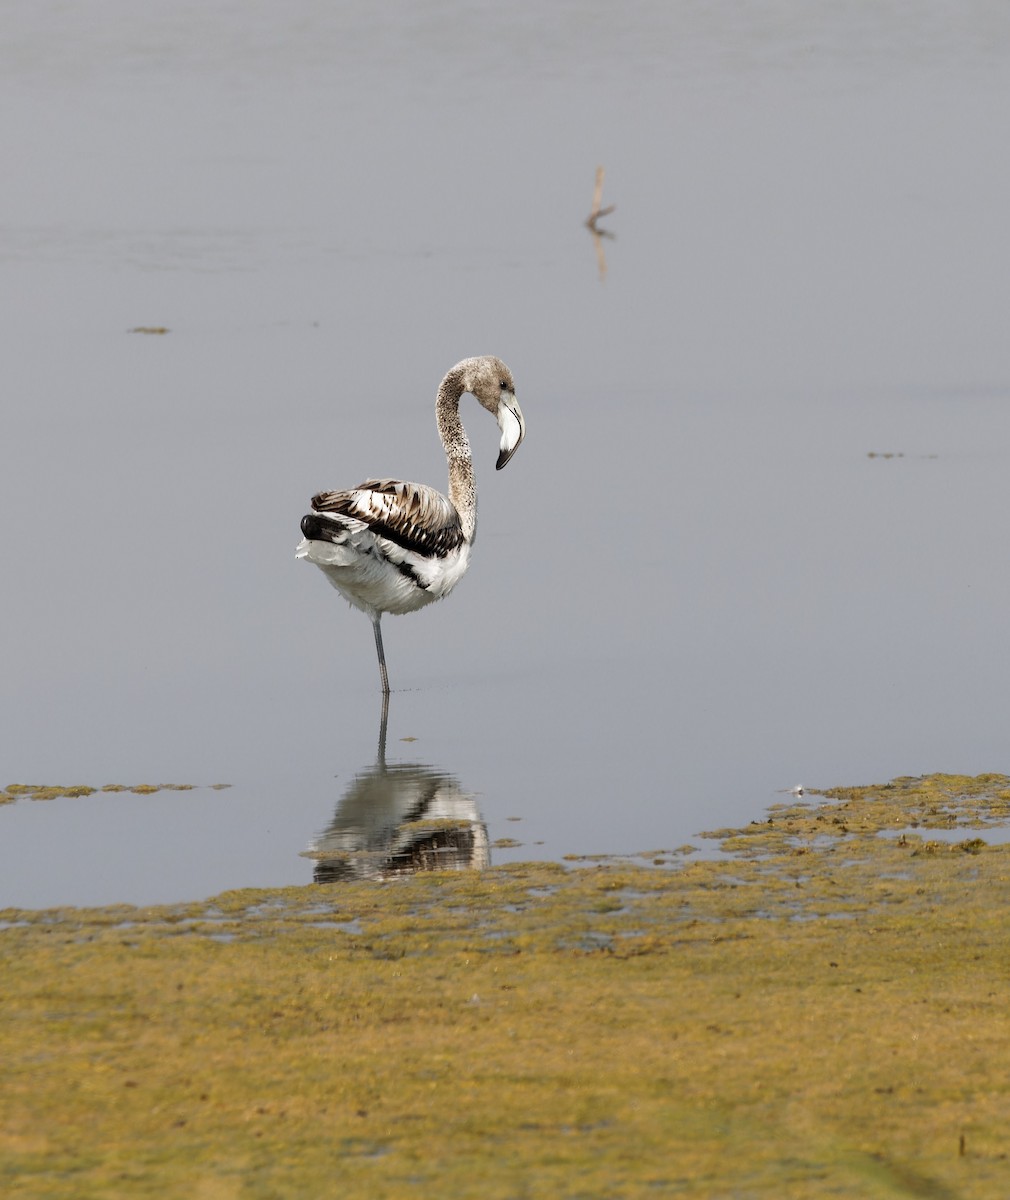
<box><xmin>3</xmin><ymin>774</ymin><xmax>1010</xmax><ymax>1197</ymax></box>
<box><xmin>0</xmin><ymin>782</ymin><xmax>226</xmax><ymax>805</ymax></box>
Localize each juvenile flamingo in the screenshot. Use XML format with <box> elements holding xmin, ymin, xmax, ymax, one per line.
<box><xmin>296</xmin><ymin>356</ymin><xmax>525</xmax><ymax>693</ymax></box>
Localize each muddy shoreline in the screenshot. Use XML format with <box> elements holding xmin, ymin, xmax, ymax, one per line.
<box><xmin>4</xmin><ymin>774</ymin><xmax>1009</xmax><ymax>1196</ymax></box>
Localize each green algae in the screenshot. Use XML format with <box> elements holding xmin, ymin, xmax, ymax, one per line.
<box><xmin>0</xmin><ymin>783</ymin><xmax>225</xmax><ymax>805</ymax></box>
<box><xmin>3</xmin><ymin>773</ymin><xmax>1010</xmax><ymax>1197</ymax></box>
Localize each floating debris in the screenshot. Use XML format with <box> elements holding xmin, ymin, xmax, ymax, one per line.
<box><xmin>584</xmin><ymin>165</ymin><xmax>616</xmax><ymax>282</ymax></box>
<box><xmin>1</xmin><ymin>783</ymin><xmax>229</xmax><ymax>806</ymax></box>
<box><xmin>584</xmin><ymin>164</ymin><xmax>616</xmax><ymax>233</ymax></box>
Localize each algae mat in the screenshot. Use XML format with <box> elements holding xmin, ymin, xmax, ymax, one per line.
<box><xmin>3</xmin><ymin>773</ymin><xmax>1010</xmax><ymax>1198</ymax></box>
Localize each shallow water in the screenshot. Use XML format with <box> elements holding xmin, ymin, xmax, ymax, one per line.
<box><xmin>3</xmin><ymin>2</ymin><xmax>1010</xmax><ymax>907</ymax></box>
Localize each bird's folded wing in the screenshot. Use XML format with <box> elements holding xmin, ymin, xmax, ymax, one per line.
<box><xmin>310</xmin><ymin>479</ymin><xmax>464</xmax><ymax>558</ymax></box>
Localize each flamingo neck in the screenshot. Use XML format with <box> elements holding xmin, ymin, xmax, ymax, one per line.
<box><xmin>436</xmin><ymin>368</ymin><xmax>477</xmax><ymax>544</ymax></box>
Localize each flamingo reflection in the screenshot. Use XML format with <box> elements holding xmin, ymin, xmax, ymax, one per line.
<box><xmin>303</xmin><ymin>696</ymin><xmax>489</xmax><ymax>882</ymax></box>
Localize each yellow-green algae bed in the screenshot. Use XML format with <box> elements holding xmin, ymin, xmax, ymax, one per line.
<box><xmin>0</xmin><ymin>784</ymin><xmax>230</xmax><ymax>805</ymax></box>
<box><xmin>3</xmin><ymin>774</ymin><xmax>1010</xmax><ymax>1198</ymax></box>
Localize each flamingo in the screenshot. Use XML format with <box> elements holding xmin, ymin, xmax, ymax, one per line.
<box><xmin>296</xmin><ymin>355</ymin><xmax>525</xmax><ymax>693</ymax></box>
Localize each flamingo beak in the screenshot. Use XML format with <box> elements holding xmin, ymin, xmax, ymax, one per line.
<box><xmin>496</xmin><ymin>395</ymin><xmax>525</xmax><ymax>470</ymax></box>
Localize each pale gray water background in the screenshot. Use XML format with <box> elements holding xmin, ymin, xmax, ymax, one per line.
<box><xmin>3</xmin><ymin>2</ymin><xmax>1010</xmax><ymax>907</ymax></box>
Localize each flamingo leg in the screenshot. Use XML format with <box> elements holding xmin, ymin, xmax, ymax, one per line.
<box><xmin>376</xmin><ymin>690</ymin><xmax>389</xmax><ymax>767</ymax></box>
<box><xmin>372</xmin><ymin>615</ymin><xmax>390</xmax><ymax>696</ymax></box>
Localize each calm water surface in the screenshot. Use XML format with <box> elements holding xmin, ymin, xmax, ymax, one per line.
<box><xmin>3</xmin><ymin>2</ymin><xmax>1010</xmax><ymax>906</ymax></box>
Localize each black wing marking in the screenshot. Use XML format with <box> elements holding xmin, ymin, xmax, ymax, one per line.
<box><xmin>308</xmin><ymin>479</ymin><xmax>464</xmax><ymax>559</ymax></box>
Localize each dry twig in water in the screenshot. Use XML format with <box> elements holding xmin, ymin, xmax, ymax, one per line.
<box><xmin>585</xmin><ymin>165</ymin><xmax>616</xmax><ymax>280</ymax></box>
<box><xmin>585</xmin><ymin>165</ymin><xmax>616</xmax><ymax>232</ymax></box>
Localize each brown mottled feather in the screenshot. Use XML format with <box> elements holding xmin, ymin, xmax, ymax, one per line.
<box><xmin>311</xmin><ymin>479</ymin><xmax>464</xmax><ymax>559</ymax></box>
